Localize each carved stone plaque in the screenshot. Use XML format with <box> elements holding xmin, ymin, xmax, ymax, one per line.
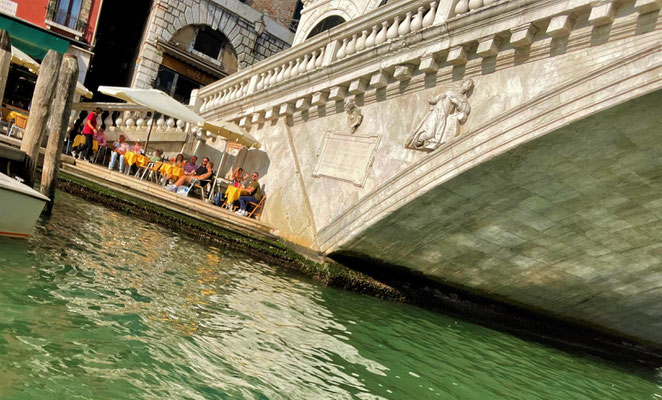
<box><xmin>313</xmin><ymin>132</ymin><xmax>380</xmax><ymax>187</ymax></box>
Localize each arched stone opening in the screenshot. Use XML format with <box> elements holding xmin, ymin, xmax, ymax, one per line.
<box><xmin>154</xmin><ymin>24</ymin><xmax>239</xmax><ymax>104</ymax></box>
<box><xmin>169</xmin><ymin>24</ymin><xmax>238</xmax><ymax>74</ymax></box>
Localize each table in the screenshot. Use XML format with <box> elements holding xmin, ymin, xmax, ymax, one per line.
<box><xmin>124</xmin><ymin>151</ymin><xmax>150</xmax><ymax>169</ymax></box>
<box><xmin>72</xmin><ymin>135</ymin><xmax>98</xmax><ymax>151</ymax></box>
<box><xmin>225</xmin><ymin>185</ymin><xmax>243</xmax><ymax>205</ymax></box>
<box><xmin>159</xmin><ymin>163</ymin><xmax>185</xmax><ymax>182</ymax></box>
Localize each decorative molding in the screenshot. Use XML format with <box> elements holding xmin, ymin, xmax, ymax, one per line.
<box><xmin>264</xmin><ymin>106</ymin><xmax>279</xmax><ymax>120</ymax></box>
<box><xmin>329</xmin><ymin>86</ymin><xmax>348</xmax><ymax>101</ymax></box>
<box><xmin>279</xmin><ymin>103</ymin><xmax>295</xmax><ymax>116</ymax></box>
<box><xmin>312</xmin><ymin>91</ymin><xmax>329</xmax><ymax>105</ymax></box>
<box><xmin>251</xmin><ymin>111</ymin><xmax>265</xmax><ymax>124</ymax></box>
<box><xmin>238</xmin><ymin>116</ymin><xmax>251</xmax><ymax>128</ymax></box>
<box><xmin>634</xmin><ymin>0</ymin><xmax>661</xmax><ymax>13</ymax></box>
<box><xmin>419</xmin><ymin>54</ymin><xmax>440</xmax><ymax>73</ymax></box>
<box><xmin>476</xmin><ymin>35</ymin><xmax>501</xmax><ymax>58</ymax></box>
<box><xmin>447</xmin><ymin>46</ymin><xmax>468</xmax><ymax>65</ymax></box>
<box><xmin>510</xmin><ymin>23</ymin><xmax>537</xmax><ymax>47</ymax></box>
<box><xmin>370</xmin><ymin>71</ymin><xmax>390</xmax><ymax>88</ymax></box>
<box><xmin>296</xmin><ymin>97</ymin><xmax>311</xmax><ymax>110</ymax></box>
<box><xmin>348</xmin><ymin>79</ymin><xmax>368</xmax><ymax>95</ymax></box>
<box><xmin>393</xmin><ymin>64</ymin><xmax>415</xmax><ymax>81</ymax></box>
<box><xmin>547</xmin><ymin>14</ymin><xmax>573</xmax><ymax>37</ymax></box>
<box><xmin>588</xmin><ymin>1</ymin><xmax>615</xmax><ymax>26</ymax></box>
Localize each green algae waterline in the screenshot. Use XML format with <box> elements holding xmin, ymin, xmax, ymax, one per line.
<box><xmin>0</xmin><ymin>191</ymin><xmax>660</xmax><ymax>399</ymax></box>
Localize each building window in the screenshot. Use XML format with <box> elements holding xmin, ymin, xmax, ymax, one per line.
<box><xmin>306</xmin><ymin>16</ymin><xmax>346</xmax><ymax>40</ymax></box>
<box><xmin>51</xmin><ymin>0</ymin><xmax>83</xmax><ymax>30</ymax></box>
<box><xmin>193</xmin><ymin>27</ymin><xmax>225</xmax><ymax>60</ymax></box>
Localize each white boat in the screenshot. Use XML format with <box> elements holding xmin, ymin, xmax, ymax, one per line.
<box><xmin>0</xmin><ymin>172</ymin><xmax>49</xmax><ymax>238</ymax></box>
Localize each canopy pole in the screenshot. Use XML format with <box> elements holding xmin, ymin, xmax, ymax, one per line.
<box><xmin>208</xmin><ymin>140</ymin><xmax>230</xmax><ymax>201</ymax></box>
<box><xmin>144</xmin><ymin>112</ymin><xmax>155</xmax><ymax>153</ymax></box>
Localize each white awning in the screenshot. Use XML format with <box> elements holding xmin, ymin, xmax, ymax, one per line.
<box><xmin>10</xmin><ymin>47</ymin><xmax>93</xmax><ymax>99</ymax></box>
<box><xmin>98</xmin><ymin>85</ymin><xmax>260</xmax><ymax>148</ymax></box>
<box><xmin>11</xmin><ymin>45</ymin><xmax>39</xmax><ymax>72</ymax></box>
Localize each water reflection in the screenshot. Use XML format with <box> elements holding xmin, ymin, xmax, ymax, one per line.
<box><xmin>0</xmin><ymin>191</ymin><xmax>659</xmax><ymax>399</ymax></box>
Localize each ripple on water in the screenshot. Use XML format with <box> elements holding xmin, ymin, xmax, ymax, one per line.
<box><xmin>0</xmin><ymin>191</ymin><xmax>660</xmax><ymax>399</ymax></box>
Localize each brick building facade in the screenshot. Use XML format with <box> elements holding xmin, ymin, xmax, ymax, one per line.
<box><xmin>130</xmin><ymin>0</ymin><xmax>298</xmax><ymax>103</ymax></box>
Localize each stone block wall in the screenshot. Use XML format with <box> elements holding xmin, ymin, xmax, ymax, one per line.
<box><xmin>131</xmin><ymin>0</ymin><xmax>293</xmax><ymax>89</ymax></box>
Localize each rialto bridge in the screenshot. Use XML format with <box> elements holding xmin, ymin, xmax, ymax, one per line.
<box><xmin>197</xmin><ymin>0</ymin><xmax>662</xmax><ymax>347</ymax></box>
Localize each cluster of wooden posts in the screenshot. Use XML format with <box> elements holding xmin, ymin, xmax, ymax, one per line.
<box><xmin>0</xmin><ymin>29</ymin><xmax>80</xmax><ymax>215</ymax></box>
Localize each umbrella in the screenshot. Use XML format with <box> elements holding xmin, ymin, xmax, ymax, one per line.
<box><xmin>10</xmin><ymin>46</ymin><xmax>93</xmax><ymax>98</ymax></box>
<box><xmin>76</xmin><ymin>81</ymin><xmax>93</xmax><ymax>99</ymax></box>
<box><xmin>202</xmin><ymin>120</ymin><xmax>260</xmax><ymax>149</ymax></box>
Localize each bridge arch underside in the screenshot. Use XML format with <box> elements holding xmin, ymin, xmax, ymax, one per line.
<box><xmin>334</xmin><ymin>89</ymin><xmax>662</xmax><ymax>347</ymax></box>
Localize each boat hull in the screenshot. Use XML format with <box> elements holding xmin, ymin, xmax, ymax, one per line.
<box><xmin>0</xmin><ymin>188</ymin><xmax>47</xmax><ymax>238</ymax></box>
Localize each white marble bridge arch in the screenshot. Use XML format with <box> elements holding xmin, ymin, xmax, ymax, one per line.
<box><xmin>197</xmin><ymin>0</ymin><xmax>662</xmax><ymax>347</ymax></box>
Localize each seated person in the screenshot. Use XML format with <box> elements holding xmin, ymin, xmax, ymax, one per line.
<box><xmin>66</xmin><ymin>122</ymin><xmax>82</xmax><ymax>155</ymax></box>
<box><xmin>162</xmin><ymin>153</ymin><xmax>185</xmax><ymax>185</ymax></box>
<box><xmin>235</xmin><ymin>171</ymin><xmax>264</xmax><ymax>217</ymax></box>
<box><xmin>93</xmin><ymin>127</ymin><xmax>107</xmax><ymax>162</ymax></box>
<box><xmin>108</xmin><ymin>134</ymin><xmax>129</xmax><ymax>172</ymax></box>
<box><xmin>167</xmin><ymin>157</ymin><xmax>213</xmax><ymax>192</ymax></box>
<box><xmin>183</xmin><ymin>155</ymin><xmax>198</xmax><ymax>175</ymax></box>
<box><xmin>132</xmin><ymin>140</ymin><xmax>143</xmax><ymax>154</ymax></box>
<box><xmin>217</xmin><ymin>167</ymin><xmax>248</xmax><ymax>208</ymax></box>
<box><xmin>150</xmin><ymin>149</ymin><xmax>164</xmax><ymax>162</ymax></box>
<box><xmin>148</xmin><ymin>149</ymin><xmax>164</xmax><ymax>173</ymax></box>
<box><xmin>229</xmin><ymin>167</ymin><xmax>248</xmax><ymax>186</ymax></box>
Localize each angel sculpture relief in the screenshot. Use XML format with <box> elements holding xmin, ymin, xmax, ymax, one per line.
<box><xmin>405</xmin><ymin>79</ymin><xmax>474</xmax><ymax>151</ymax></box>
<box><xmin>345</xmin><ymin>99</ymin><xmax>363</xmax><ymax>134</ymax></box>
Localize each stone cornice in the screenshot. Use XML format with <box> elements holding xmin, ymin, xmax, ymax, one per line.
<box><xmin>198</xmin><ymin>0</ymin><xmax>649</xmax><ymax>127</ymax></box>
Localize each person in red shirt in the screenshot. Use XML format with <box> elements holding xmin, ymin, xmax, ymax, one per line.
<box><xmin>77</xmin><ymin>107</ymin><xmax>102</xmax><ymax>161</ymax></box>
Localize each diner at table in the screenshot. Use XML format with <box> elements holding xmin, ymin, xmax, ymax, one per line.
<box><xmin>166</xmin><ymin>157</ymin><xmax>213</xmax><ymax>194</ymax></box>
<box><xmin>218</xmin><ymin>167</ymin><xmax>248</xmax><ymax>209</ymax></box>
<box><xmin>160</xmin><ymin>153</ymin><xmax>186</xmax><ymax>184</ymax></box>
<box><xmin>234</xmin><ymin>171</ymin><xmax>264</xmax><ymax>217</ymax></box>
<box><xmin>183</xmin><ymin>156</ymin><xmax>198</xmax><ymax>175</ymax></box>
<box><xmin>108</xmin><ymin>134</ymin><xmax>129</xmax><ymax>172</ymax></box>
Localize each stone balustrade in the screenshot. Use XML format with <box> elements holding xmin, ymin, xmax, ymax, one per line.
<box><xmin>199</xmin><ymin>0</ymin><xmax>445</xmax><ymax>115</ymax></box>
<box><xmin>333</xmin><ymin>1</ymin><xmax>438</xmax><ymax>61</ymax></box>
<box><xmin>198</xmin><ymin>0</ymin><xmax>658</xmax><ymax>127</ymax></box>
<box><xmin>452</xmin><ymin>0</ymin><xmax>502</xmax><ymax>17</ymax></box>
<box><xmin>69</xmin><ymin>103</ymin><xmax>201</xmax><ymax>149</ymax></box>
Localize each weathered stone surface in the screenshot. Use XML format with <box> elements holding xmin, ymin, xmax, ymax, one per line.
<box><xmin>336</xmin><ymin>90</ymin><xmax>662</xmax><ymax>347</ymax></box>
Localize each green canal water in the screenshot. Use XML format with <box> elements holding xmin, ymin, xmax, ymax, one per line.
<box><xmin>0</xmin><ymin>192</ymin><xmax>660</xmax><ymax>399</ymax></box>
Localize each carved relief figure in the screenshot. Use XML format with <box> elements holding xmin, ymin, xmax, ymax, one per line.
<box><xmin>345</xmin><ymin>98</ymin><xmax>364</xmax><ymax>134</ymax></box>
<box><xmin>405</xmin><ymin>79</ymin><xmax>474</xmax><ymax>151</ymax></box>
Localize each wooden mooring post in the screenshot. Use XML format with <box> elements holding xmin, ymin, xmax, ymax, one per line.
<box><xmin>19</xmin><ymin>50</ymin><xmax>61</xmax><ymax>187</ymax></box>
<box><xmin>0</xmin><ymin>29</ymin><xmax>11</xmax><ymax>106</ymax></box>
<box><xmin>40</xmin><ymin>54</ymin><xmax>79</xmax><ymax>214</ymax></box>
